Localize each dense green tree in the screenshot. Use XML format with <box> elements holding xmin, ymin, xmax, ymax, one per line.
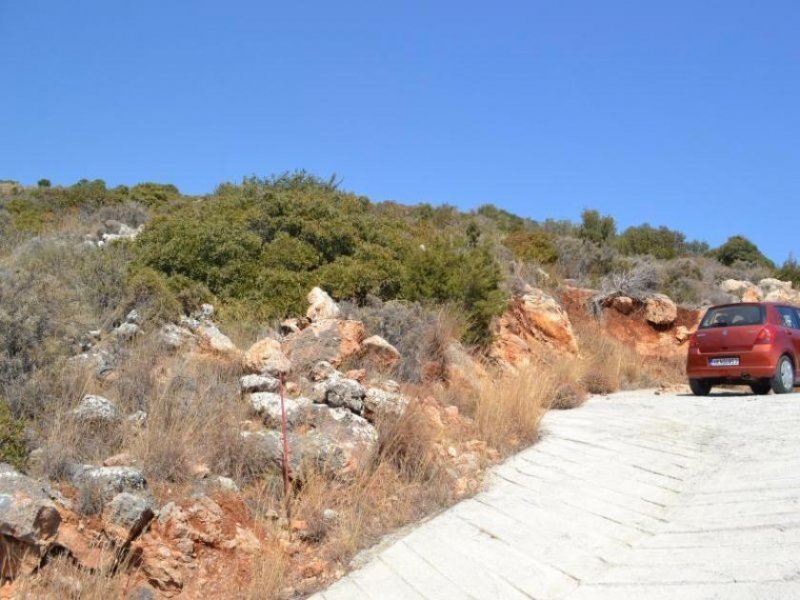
<box><xmin>714</xmin><ymin>235</ymin><xmax>774</xmax><ymax>268</ymax></box>
<box><xmin>616</xmin><ymin>224</ymin><xmax>686</xmax><ymax>260</ymax></box>
<box><xmin>578</xmin><ymin>209</ymin><xmax>616</xmax><ymax>245</ymax></box>
<box><xmin>37</xmin><ymin>178</ymin><xmax>51</xmax><ymax>188</ymax></box>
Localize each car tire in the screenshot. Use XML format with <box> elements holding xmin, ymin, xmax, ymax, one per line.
<box><xmin>689</xmin><ymin>378</ymin><xmax>712</xmax><ymax>396</ymax></box>
<box><xmin>771</xmin><ymin>355</ymin><xmax>795</xmax><ymax>395</ymax></box>
<box><xmin>749</xmin><ymin>381</ymin><xmax>772</xmax><ymax>395</ymax></box>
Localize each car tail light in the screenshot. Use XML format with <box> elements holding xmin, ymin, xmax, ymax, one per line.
<box><xmin>754</xmin><ymin>327</ymin><xmax>773</xmax><ymax>345</ymax></box>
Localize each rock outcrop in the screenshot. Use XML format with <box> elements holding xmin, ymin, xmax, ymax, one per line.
<box><xmin>719</xmin><ymin>278</ymin><xmax>800</xmax><ymax>306</ymax></box>
<box><xmin>282</xmin><ymin>319</ymin><xmax>364</xmax><ymax>371</ymax></box>
<box><xmin>0</xmin><ymin>465</ymin><xmax>61</xmax><ymax>577</ymax></box>
<box><xmin>491</xmin><ymin>286</ymin><xmax>578</xmax><ymax>368</ymax></box>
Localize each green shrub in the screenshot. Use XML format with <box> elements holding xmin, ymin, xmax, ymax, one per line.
<box><xmin>578</xmin><ymin>209</ymin><xmax>616</xmax><ymax>245</ymax></box>
<box><xmin>124</xmin><ymin>267</ymin><xmax>181</xmax><ymax>323</ymax></box>
<box><xmin>616</xmin><ymin>224</ymin><xmax>686</xmax><ymax>260</ymax></box>
<box><xmin>0</xmin><ymin>400</ymin><xmax>27</xmax><ymax>470</ymax></box>
<box><xmin>715</xmin><ymin>235</ymin><xmax>774</xmax><ymax>268</ymax></box>
<box><xmin>776</xmin><ymin>256</ymin><xmax>800</xmax><ymax>286</ymax></box>
<box><xmin>504</xmin><ymin>231</ymin><xmax>558</xmax><ymax>264</ymax></box>
<box><xmin>135</xmin><ymin>174</ymin><xmax>505</xmax><ymax>343</ymax></box>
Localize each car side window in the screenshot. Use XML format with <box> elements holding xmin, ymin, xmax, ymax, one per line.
<box><xmin>794</xmin><ymin>308</ymin><xmax>800</xmax><ymax>330</ymax></box>
<box><xmin>778</xmin><ymin>307</ymin><xmax>799</xmax><ymax>329</ymax></box>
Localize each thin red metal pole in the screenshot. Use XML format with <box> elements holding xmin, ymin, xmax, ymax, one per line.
<box><xmin>279</xmin><ymin>372</ymin><xmax>291</xmax><ymax>517</ymax></box>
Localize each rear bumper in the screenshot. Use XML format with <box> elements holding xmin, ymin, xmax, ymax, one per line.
<box><xmin>686</xmin><ymin>346</ymin><xmax>777</xmax><ymax>380</ymax></box>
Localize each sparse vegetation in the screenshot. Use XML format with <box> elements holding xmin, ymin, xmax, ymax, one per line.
<box><xmin>0</xmin><ymin>173</ymin><xmax>787</xmax><ymax>598</ymax></box>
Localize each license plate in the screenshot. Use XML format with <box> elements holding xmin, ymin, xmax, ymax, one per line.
<box><xmin>709</xmin><ymin>357</ymin><xmax>739</xmax><ymax>367</ymax></box>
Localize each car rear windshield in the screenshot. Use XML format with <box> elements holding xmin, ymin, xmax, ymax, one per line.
<box><xmin>700</xmin><ymin>305</ymin><xmax>765</xmax><ymax>329</ymax></box>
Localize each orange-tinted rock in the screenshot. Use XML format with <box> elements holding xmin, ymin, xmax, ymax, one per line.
<box><xmin>644</xmin><ymin>294</ymin><xmax>677</xmax><ymax>326</ymax></box>
<box><xmin>282</xmin><ymin>319</ymin><xmax>365</xmax><ymax>371</ymax></box>
<box><xmin>360</xmin><ymin>335</ymin><xmax>401</xmax><ymax>370</ymax></box>
<box><xmin>491</xmin><ymin>288</ymin><xmax>578</xmax><ymax>368</ymax></box>
<box><xmin>244</xmin><ymin>338</ymin><xmax>291</xmax><ymax>376</ymax></box>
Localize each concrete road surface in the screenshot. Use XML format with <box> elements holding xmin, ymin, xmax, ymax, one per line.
<box><xmin>311</xmin><ymin>390</ymin><xmax>800</xmax><ymax>600</ymax></box>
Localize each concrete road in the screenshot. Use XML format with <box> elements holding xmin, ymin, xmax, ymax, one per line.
<box><xmin>311</xmin><ymin>390</ymin><xmax>800</xmax><ymax>600</ymax></box>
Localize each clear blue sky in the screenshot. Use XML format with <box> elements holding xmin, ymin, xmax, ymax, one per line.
<box><xmin>2</xmin><ymin>1</ymin><xmax>799</xmax><ymax>263</ymax></box>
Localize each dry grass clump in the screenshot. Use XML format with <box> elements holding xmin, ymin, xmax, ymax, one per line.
<box><xmin>13</xmin><ymin>554</ymin><xmax>137</xmax><ymax>599</ymax></box>
<box><xmin>474</xmin><ymin>365</ymin><xmax>552</xmax><ymax>454</ymax></box>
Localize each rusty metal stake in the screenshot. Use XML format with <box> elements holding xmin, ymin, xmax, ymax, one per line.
<box><xmin>278</xmin><ymin>372</ymin><xmax>292</xmax><ymax>520</ymax></box>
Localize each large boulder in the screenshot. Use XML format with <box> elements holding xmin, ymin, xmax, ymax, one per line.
<box><xmin>720</xmin><ymin>279</ymin><xmax>763</xmax><ymax>302</ymax></box>
<box><xmin>239</xmin><ymin>404</ymin><xmax>377</xmax><ymax>479</ymax></box>
<box><xmin>102</xmin><ymin>492</ymin><xmax>155</xmax><ymax>544</ymax></box>
<box><xmin>239</xmin><ymin>374</ymin><xmax>281</xmax><ymax>394</ymax></box>
<box><xmin>644</xmin><ymin>294</ymin><xmax>677</xmax><ymax>326</ymax></box>
<box><xmin>360</xmin><ymin>335</ymin><xmax>401</xmax><ymax>370</ymax></box>
<box><xmin>0</xmin><ymin>465</ymin><xmax>62</xmax><ymax>577</ymax></box>
<box><xmin>65</xmin><ymin>465</ymin><xmax>147</xmax><ymax>501</ymax></box>
<box><xmin>312</xmin><ymin>374</ymin><xmax>366</xmax><ymax>414</ymax></box>
<box><xmin>72</xmin><ymin>394</ymin><xmax>120</xmax><ymax>423</ymax></box>
<box><xmin>249</xmin><ymin>393</ymin><xmax>310</xmax><ymax>428</ymax></box>
<box><xmin>282</xmin><ymin>319</ymin><xmax>365</xmax><ymax>371</ymax></box>
<box><xmin>759</xmin><ymin>278</ymin><xmax>793</xmax><ymax>295</ymax></box>
<box><xmin>363</xmin><ymin>388</ymin><xmax>409</xmax><ymax>419</ymax></box>
<box><xmin>303</xmin><ymin>405</ymin><xmax>378</xmax><ymax>476</ymax></box>
<box><xmin>244</xmin><ymin>338</ymin><xmax>291</xmax><ymax>376</ymax></box>
<box><xmin>306</xmin><ymin>287</ymin><xmax>341</xmax><ymax>321</ymax></box>
<box><xmin>758</xmin><ymin>279</ymin><xmax>800</xmax><ymax>305</ymax></box>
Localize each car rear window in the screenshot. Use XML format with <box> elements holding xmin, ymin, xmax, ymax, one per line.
<box><xmin>700</xmin><ymin>305</ymin><xmax>765</xmax><ymax>329</ymax></box>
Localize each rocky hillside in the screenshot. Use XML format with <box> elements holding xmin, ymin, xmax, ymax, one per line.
<box><xmin>2</xmin><ymin>174</ymin><xmax>799</xmax><ymax>598</ymax></box>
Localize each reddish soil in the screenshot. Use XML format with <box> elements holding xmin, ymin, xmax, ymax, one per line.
<box><xmin>559</xmin><ymin>287</ymin><xmax>701</xmax><ymax>357</ymax></box>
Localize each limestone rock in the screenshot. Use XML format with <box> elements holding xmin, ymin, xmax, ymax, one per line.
<box><xmin>65</xmin><ymin>465</ymin><xmax>147</xmax><ymax>501</ymax></box>
<box><xmin>244</xmin><ymin>338</ymin><xmax>291</xmax><ymax>376</ymax></box>
<box><xmin>249</xmin><ymin>393</ymin><xmax>310</xmax><ymax>428</ymax></box>
<box><xmin>310</xmin><ymin>360</ymin><xmax>337</xmax><ymax>382</ymax></box>
<box><xmin>312</xmin><ymin>374</ymin><xmax>365</xmax><ymax>414</ymax></box>
<box><xmin>360</xmin><ymin>335</ymin><xmax>401</xmax><ymax>370</ymax></box>
<box><xmin>239</xmin><ymin>374</ymin><xmax>280</xmax><ymax>394</ymax></box>
<box><xmin>159</xmin><ymin>324</ymin><xmax>196</xmax><ymax>350</ymax></box>
<box><xmin>72</xmin><ymin>394</ymin><xmax>120</xmax><ymax>423</ymax></box>
<box><xmin>282</xmin><ymin>319</ymin><xmax>365</xmax><ymax>371</ymax></box>
<box><xmin>306</xmin><ymin>287</ymin><xmax>341</xmax><ymax>321</ymax></box>
<box><xmin>0</xmin><ymin>466</ymin><xmax>61</xmax><ymax>577</ymax></box>
<box><xmin>644</xmin><ymin>294</ymin><xmax>677</xmax><ymax>326</ymax></box>
<box><xmin>181</xmin><ymin>317</ymin><xmax>240</xmax><ymax>358</ymax></box>
<box><xmin>363</xmin><ymin>388</ymin><xmax>409</xmax><ymax>419</ymax></box>
<box><xmin>102</xmin><ymin>492</ymin><xmax>154</xmax><ymax>543</ymax></box>
<box><xmin>759</xmin><ymin>278</ymin><xmax>792</xmax><ymax>295</ymax></box>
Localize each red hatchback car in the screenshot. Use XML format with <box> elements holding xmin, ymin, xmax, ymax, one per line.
<box><xmin>686</xmin><ymin>302</ymin><xmax>800</xmax><ymax>396</ymax></box>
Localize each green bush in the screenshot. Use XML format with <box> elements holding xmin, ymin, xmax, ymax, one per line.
<box><xmin>134</xmin><ymin>173</ymin><xmax>505</xmax><ymax>343</ymax></box>
<box><xmin>504</xmin><ymin>231</ymin><xmax>558</xmax><ymax>264</ymax></box>
<box><xmin>715</xmin><ymin>235</ymin><xmax>774</xmax><ymax>268</ymax></box>
<box><xmin>776</xmin><ymin>256</ymin><xmax>800</xmax><ymax>286</ymax></box>
<box><xmin>616</xmin><ymin>224</ymin><xmax>686</xmax><ymax>260</ymax></box>
<box><xmin>0</xmin><ymin>400</ymin><xmax>27</xmax><ymax>470</ymax></box>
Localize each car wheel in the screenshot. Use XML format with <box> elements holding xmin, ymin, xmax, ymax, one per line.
<box><xmin>689</xmin><ymin>378</ymin><xmax>712</xmax><ymax>396</ymax></box>
<box><xmin>771</xmin><ymin>356</ymin><xmax>795</xmax><ymax>394</ymax></box>
<box><xmin>749</xmin><ymin>381</ymin><xmax>772</xmax><ymax>395</ymax></box>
